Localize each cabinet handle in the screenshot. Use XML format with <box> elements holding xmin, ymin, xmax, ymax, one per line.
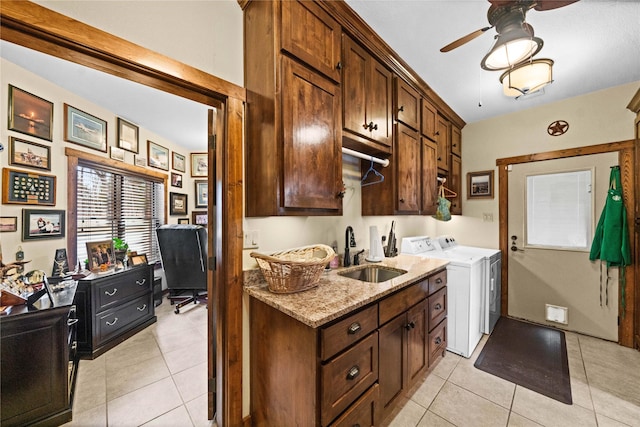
<box><xmin>435</xmin><ymin>131</ymin><xmax>440</xmax><ymax>136</ymax></box>
<box><xmin>106</xmin><ymin>317</ymin><xmax>119</xmax><ymax>326</ymax></box>
<box><xmin>136</xmin><ymin>278</ymin><xmax>146</xmax><ymax>286</ymax></box>
<box><xmin>137</xmin><ymin>304</ymin><xmax>147</xmax><ymax>312</ymax></box>
<box><xmin>336</xmin><ymin>61</ymin><xmax>342</xmax><ymax>70</ymax></box>
<box><xmin>347</xmin><ymin>322</ymin><xmax>361</xmax><ymax>334</ymax></box>
<box><xmin>69</xmin><ymin>305</ymin><xmax>76</xmax><ymax>315</ymax></box>
<box><xmin>399</xmin><ymin>198</ymin><xmax>405</xmax><ymax>203</ymax></box>
<box><xmin>452</xmin><ymin>143</ymin><xmax>457</xmax><ymax>147</ymax></box>
<box><xmin>437</xmin><ymin>157</ymin><xmax>442</xmax><ymax>161</ymax></box>
<box><xmin>363</xmin><ymin>123</ymin><xmax>369</xmax><ymax>130</ymax></box>
<box><xmin>435</xmin><ymin>336</ymin><xmax>442</xmax><ymax>345</ymax></box>
<box><xmin>67</xmin><ymin>318</ymin><xmax>79</xmax><ymax>326</ymax></box>
<box><xmin>398</xmin><ymin>105</ymin><xmax>404</xmax><ymax>112</ymax></box>
<box><xmin>372</xmin><ymin>123</ymin><xmax>378</xmax><ymax>131</ymax></box>
<box><xmin>405</xmin><ymin>321</ymin><xmax>415</xmax><ymax>330</ymax></box>
<box><xmin>436</xmin><ymin>278</ymin><xmax>442</xmax><ymax>284</ymax></box>
<box><xmin>71</xmin><ymin>341</ymin><xmax>78</xmax><ymax>351</ymax></box>
<box><xmin>346</xmin><ymin>366</ymin><xmax>360</xmax><ymax>380</ymax></box>
<box><xmin>435</xmin><ymin>303</ymin><xmax>442</xmax><ymax>310</ymax></box>
<box><xmin>105</xmin><ymin>288</ymin><xmax>117</xmax><ymax>297</ymax></box>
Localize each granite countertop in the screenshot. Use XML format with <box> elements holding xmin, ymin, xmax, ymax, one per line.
<box><xmin>244</xmin><ymin>254</ymin><xmax>449</xmax><ymax>328</ymax></box>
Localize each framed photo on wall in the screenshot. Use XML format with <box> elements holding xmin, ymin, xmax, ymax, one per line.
<box><xmin>148</xmin><ymin>140</ymin><xmax>169</xmax><ymax>171</ymax></box>
<box><xmin>467</xmin><ymin>170</ymin><xmax>494</xmax><ymax>199</ymax></box>
<box><xmin>2</xmin><ymin>167</ymin><xmax>56</xmax><ymax>206</ymax></box>
<box><xmin>22</xmin><ymin>209</ymin><xmax>65</xmax><ymax>240</ymax></box>
<box><xmin>169</xmin><ymin>192</ymin><xmax>188</xmax><ymax>215</ymax></box>
<box><xmin>177</xmin><ymin>218</ymin><xmax>189</xmax><ymax>224</ymax></box>
<box><xmin>63</xmin><ymin>103</ymin><xmax>107</xmax><ymax>152</ymax></box>
<box><xmin>194</xmin><ymin>180</ymin><xmax>208</xmax><ymax>208</ymax></box>
<box><xmin>8</xmin><ymin>85</ymin><xmax>53</xmax><ymax>141</ymax></box>
<box><xmin>191</xmin><ymin>152</ymin><xmax>208</xmax><ymax>177</ymax></box>
<box><xmin>9</xmin><ymin>137</ymin><xmax>51</xmax><ymax>171</ymax></box>
<box><xmin>0</xmin><ymin>216</ymin><xmax>18</xmax><ymax>232</ymax></box>
<box><xmin>117</xmin><ymin>118</ymin><xmax>139</xmax><ymax>153</ymax></box>
<box><xmin>171</xmin><ymin>172</ymin><xmax>183</xmax><ymax>188</ymax></box>
<box><xmin>172</xmin><ymin>152</ymin><xmax>186</xmax><ymax>172</ymax></box>
<box><xmin>192</xmin><ymin>210</ymin><xmax>207</xmax><ymax>226</ymax></box>
<box><xmin>110</xmin><ymin>146</ymin><xmax>126</xmax><ymax>162</ymax></box>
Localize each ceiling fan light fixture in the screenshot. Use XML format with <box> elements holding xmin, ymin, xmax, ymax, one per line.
<box><xmin>480</xmin><ymin>26</ymin><xmax>543</xmax><ymax>71</ymax></box>
<box><xmin>500</xmin><ymin>58</ymin><xmax>554</xmax><ymax>97</ymax></box>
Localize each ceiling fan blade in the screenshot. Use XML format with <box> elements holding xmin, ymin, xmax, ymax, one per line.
<box><xmin>440</xmin><ymin>26</ymin><xmax>493</xmax><ymax>53</ymax></box>
<box><xmin>533</xmin><ymin>0</ymin><xmax>580</xmax><ymax>11</ymax></box>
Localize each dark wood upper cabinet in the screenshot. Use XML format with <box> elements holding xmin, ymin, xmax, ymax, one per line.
<box><xmin>421</xmin><ymin>137</ymin><xmax>438</xmax><ymax>216</ymax></box>
<box><xmin>395</xmin><ymin>78</ymin><xmax>420</xmax><ymax>131</ymax></box>
<box><xmin>281</xmin><ymin>0</ymin><xmax>342</xmax><ymax>83</ymax></box>
<box><xmin>421</xmin><ymin>98</ymin><xmax>438</xmax><ymax>142</ymax></box>
<box><xmin>436</xmin><ymin>115</ymin><xmax>450</xmax><ymax>172</ymax></box>
<box><xmin>449</xmin><ymin>154</ymin><xmax>462</xmax><ymax>215</ymax></box>
<box><xmin>451</xmin><ymin>125</ymin><xmax>462</xmax><ymax>157</ymax></box>
<box><xmin>395</xmin><ymin>123</ymin><xmax>421</xmax><ymax>213</ymax></box>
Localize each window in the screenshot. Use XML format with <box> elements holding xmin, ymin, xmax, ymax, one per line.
<box><xmin>526</xmin><ymin>169</ymin><xmax>593</xmax><ymax>250</ymax></box>
<box><xmin>76</xmin><ymin>163</ymin><xmax>165</xmax><ymax>264</ymax></box>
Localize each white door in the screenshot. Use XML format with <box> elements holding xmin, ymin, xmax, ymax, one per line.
<box><xmin>507</xmin><ymin>152</ymin><xmax>619</xmax><ymax>341</ymax></box>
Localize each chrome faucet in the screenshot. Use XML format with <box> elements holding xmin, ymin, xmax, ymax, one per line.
<box><xmin>344</xmin><ymin>226</ymin><xmax>356</xmax><ymax>267</ymax></box>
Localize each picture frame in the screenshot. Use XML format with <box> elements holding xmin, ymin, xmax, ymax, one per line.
<box><xmin>171</xmin><ymin>172</ymin><xmax>183</xmax><ymax>188</ymax></box>
<box><xmin>134</xmin><ymin>155</ymin><xmax>147</xmax><ymax>167</ymax></box>
<box><xmin>0</xmin><ymin>216</ymin><xmax>18</xmax><ymax>232</ymax></box>
<box><xmin>194</xmin><ymin>179</ymin><xmax>208</xmax><ymax>208</ymax></box>
<box><xmin>191</xmin><ymin>152</ymin><xmax>208</xmax><ymax>177</ymax></box>
<box><xmin>129</xmin><ymin>253</ymin><xmax>148</xmax><ymax>266</ymax></box>
<box><xmin>192</xmin><ymin>210</ymin><xmax>207</xmax><ymax>226</ymax></box>
<box><xmin>9</xmin><ymin>137</ymin><xmax>51</xmax><ymax>171</ymax></box>
<box><xmin>2</xmin><ymin>167</ymin><xmax>56</xmax><ymax>206</ymax></box>
<box><xmin>51</xmin><ymin>248</ymin><xmax>70</xmax><ymax>278</ymax></box>
<box><xmin>170</xmin><ymin>192</ymin><xmax>188</xmax><ymax>215</ymax></box>
<box><xmin>63</xmin><ymin>103</ymin><xmax>107</xmax><ymax>152</ymax></box>
<box><xmin>8</xmin><ymin>85</ymin><xmax>53</xmax><ymax>141</ymax></box>
<box><xmin>117</xmin><ymin>118</ymin><xmax>139</xmax><ymax>153</ymax></box>
<box><xmin>172</xmin><ymin>152</ymin><xmax>186</xmax><ymax>172</ymax></box>
<box><xmin>467</xmin><ymin>170</ymin><xmax>494</xmax><ymax>199</ymax></box>
<box><xmin>110</xmin><ymin>146</ymin><xmax>126</xmax><ymax>162</ymax></box>
<box><xmin>177</xmin><ymin>218</ymin><xmax>189</xmax><ymax>224</ymax></box>
<box><xmin>22</xmin><ymin>209</ymin><xmax>65</xmax><ymax>241</ymax></box>
<box><xmin>148</xmin><ymin>140</ymin><xmax>169</xmax><ymax>171</ymax></box>
<box><xmin>86</xmin><ymin>239</ymin><xmax>115</xmax><ymax>271</ymax></box>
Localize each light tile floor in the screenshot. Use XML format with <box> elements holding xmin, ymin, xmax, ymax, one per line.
<box><xmin>64</xmin><ymin>299</ymin><xmax>640</xmax><ymax>427</ymax></box>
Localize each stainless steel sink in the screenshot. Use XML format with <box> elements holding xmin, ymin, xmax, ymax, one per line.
<box><xmin>338</xmin><ymin>265</ymin><xmax>408</xmax><ymax>283</ymax></box>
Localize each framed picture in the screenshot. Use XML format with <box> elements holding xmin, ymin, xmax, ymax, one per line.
<box><xmin>9</xmin><ymin>137</ymin><xmax>51</xmax><ymax>171</ymax></box>
<box><xmin>110</xmin><ymin>146</ymin><xmax>126</xmax><ymax>161</ymax></box>
<box><xmin>177</xmin><ymin>218</ymin><xmax>189</xmax><ymax>224</ymax></box>
<box><xmin>22</xmin><ymin>209</ymin><xmax>65</xmax><ymax>240</ymax></box>
<box><xmin>172</xmin><ymin>152</ymin><xmax>186</xmax><ymax>172</ymax></box>
<box><xmin>117</xmin><ymin>118</ymin><xmax>139</xmax><ymax>153</ymax></box>
<box><xmin>467</xmin><ymin>170</ymin><xmax>494</xmax><ymax>199</ymax></box>
<box><xmin>63</xmin><ymin>103</ymin><xmax>107</xmax><ymax>152</ymax></box>
<box><xmin>148</xmin><ymin>140</ymin><xmax>169</xmax><ymax>171</ymax></box>
<box><xmin>170</xmin><ymin>192</ymin><xmax>188</xmax><ymax>215</ymax></box>
<box><xmin>8</xmin><ymin>85</ymin><xmax>53</xmax><ymax>141</ymax></box>
<box><xmin>129</xmin><ymin>253</ymin><xmax>148</xmax><ymax>266</ymax></box>
<box><xmin>192</xmin><ymin>210</ymin><xmax>207</xmax><ymax>226</ymax></box>
<box><xmin>134</xmin><ymin>155</ymin><xmax>147</xmax><ymax>167</ymax></box>
<box><xmin>191</xmin><ymin>152</ymin><xmax>208</xmax><ymax>177</ymax></box>
<box><xmin>171</xmin><ymin>172</ymin><xmax>183</xmax><ymax>188</ymax></box>
<box><xmin>194</xmin><ymin>179</ymin><xmax>208</xmax><ymax>208</ymax></box>
<box><xmin>0</xmin><ymin>216</ymin><xmax>18</xmax><ymax>232</ymax></box>
<box><xmin>86</xmin><ymin>239</ymin><xmax>115</xmax><ymax>271</ymax></box>
<box><xmin>2</xmin><ymin>167</ymin><xmax>56</xmax><ymax>206</ymax></box>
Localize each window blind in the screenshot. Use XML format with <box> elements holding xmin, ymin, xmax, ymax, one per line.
<box><xmin>76</xmin><ymin>164</ymin><xmax>164</xmax><ymax>265</ymax></box>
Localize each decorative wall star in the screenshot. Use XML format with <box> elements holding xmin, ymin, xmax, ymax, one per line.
<box><xmin>547</xmin><ymin>120</ymin><xmax>569</xmax><ymax>136</ymax></box>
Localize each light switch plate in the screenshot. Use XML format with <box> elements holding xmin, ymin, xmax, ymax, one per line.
<box><xmin>243</xmin><ymin>230</ymin><xmax>259</xmax><ymax>249</ymax></box>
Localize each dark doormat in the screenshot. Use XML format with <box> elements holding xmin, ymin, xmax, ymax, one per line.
<box><xmin>474</xmin><ymin>316</ymin><xmax>572</xmax><ymax>404</ymax></box>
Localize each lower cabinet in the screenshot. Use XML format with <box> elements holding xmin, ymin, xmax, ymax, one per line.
<box><xmin>249</xmin><ymin>268</ymin><xmax>447</xmax><ymax>426</ymax></box>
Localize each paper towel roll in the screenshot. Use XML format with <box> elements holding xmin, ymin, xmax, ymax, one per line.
<box><xmin>366</xmin><ymin>225</ymin><xmax>385</xmax><ymax>262</ymax></box>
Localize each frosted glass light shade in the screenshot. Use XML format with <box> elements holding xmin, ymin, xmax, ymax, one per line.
<box><xmin>481</xmin><ymin>26</ymin><xmax>543</xmax><ymax>70</ymax></box>
<box><xmin>500</xmin><ymin>58</ymin><xmax>554</xmax><ymax>97</ymax></box>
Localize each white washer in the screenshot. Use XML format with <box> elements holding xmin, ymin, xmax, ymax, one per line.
<box><xmin>400</xmin><ymin>236</ymin><xmax>485</xmax><ymax>358</ymax></box>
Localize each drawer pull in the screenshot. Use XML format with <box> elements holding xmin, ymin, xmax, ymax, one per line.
<box><xmin>347</xmin><ymin>322</ymin><xmax>361</xmax><ymax>335</ymax></box>
<box><xmin>346</xmin><ymin>366</ymin><xmax>360</xmax><ymax>381</ymax></box>
<box><xmin>71</xmin><ymin>341</ymin><xmax>78</xmax><ymax>351</ymax></box>
<box><xmin>69</xmin><ymin>305</ymin><xmax>76</xmax><ymax>315</ymax></box>
<box><xmin>435</xmin><ymin>278</ymin><xmax>443</xmax><ymax>284</ymax></box>
<box><xmin>67</xmin><ymin>318</ymin><xmax>79</xmax><ymax>326</ymax></box>
<box><xmin>136</xmin><ymin>278</ymin><xmax>147</xmax><ymax>286</ymax></box>
<box><xmin>106</xmin><ymin>317</ymin><xmax>119</xmax><ymax>326</ymax></box>
<box><xmin>435</xmin><ymin>337</ymin><xmax>442</xmax><ymax>345</ymax></box>
<box><xmin>137</xmin><ymin>304</ymin><xmax>147</xmax><ymax>312</ymax></box>
<box><xmin>434</xmin><ymin>303</ymin><xmax>442</xmax><ymax>310</ymax></box>
<box><xmin>405</xmin><ymin>321</ymin><xmax>416</xmax><ymax>330</ymax></box>
<box><xmin>105</xmin><ymin>288</ymin><xmax>118</xmax><ymax>297</ymax></box>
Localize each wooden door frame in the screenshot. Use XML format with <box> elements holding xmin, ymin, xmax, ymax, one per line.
<box><xmin>0</xmin><ymin>2</ymin><xmax>246</xmax><ymax>425</ymax></box>
<box><xmin>496</xmin><ymin>140</ymin><xmax>637</xmax><ymax>347</ymax></box>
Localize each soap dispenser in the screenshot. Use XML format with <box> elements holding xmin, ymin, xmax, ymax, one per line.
<box><xmin>366</xmin><ymin>226</ymin><xmax>385</xmax><ymax>262</ymax></box>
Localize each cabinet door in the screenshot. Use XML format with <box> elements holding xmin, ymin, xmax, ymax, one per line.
<box><xmin>281</xmin><ymin>0</ymin><xmax>341</xmax><ymax>82</ymax></box>
<box><xmin>421</xmin><ymin>98</ymin><xmax>437</xmax><ymax>141</ymax></box>
<box><xmin>342</xmin><ymin>35</ymin><xmax>368</xmax><ymax>138</ymax></box>
<box><xmin>395</xmin><ymin>77</ymin><xmax>420</xmax><ymax>131</ymax></box>
<box><xmin>436</xmin><ymin>115</ymin><xmax>450</xmax><ymax>171</ymax></box>
<box><xmin>395</xmin><ymin>123</ymin><xmax>420</xmax><ymax>213</ymax></box>
<box><xmin>407</xmin><ymin>300</ymin><xmax>429</xmax><ymax>384</ymax></box>
<box><xmin>378</xmin><ymin>314</ymin><xmax>407</xmax><ymax>411</ymax></box>
<box><xmin>450</xmin><ymin>155</ymin><xmax>462</xmax><ymax>215</ymax></box>
<box><xmin>451</xmin><ymin>125</ymin><xmax>462</xmax><ymax>157</ymax></box>
<box><xmin>282</xmin><ymin>57</ymin><xmax>342</xmax><ymax>210</ymax></box>
<box><xmin>421</xmin><ymin>138</ymin><xmax>438</xmax><ymax>215</ymax></box>
<box><xmin>367</xmin><ymin>58</ymin><xmax>393</xmax><ymax>147</ymax></box>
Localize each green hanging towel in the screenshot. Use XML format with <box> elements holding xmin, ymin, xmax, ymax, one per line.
<box><xmin>433</xmin><ymin>185</ymin><xmax>452</xmax><ymax>221</ymax></box>
<box><xmin>589</xmin><ymin>166</ymin><xmax>631</xmax><ymax>313</ymax></box>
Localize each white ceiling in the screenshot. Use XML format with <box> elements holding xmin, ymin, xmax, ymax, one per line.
<box><xmin>2</xmin><ymin>0</ymin><xmax>639</xmax><ymax>152</ymax></box>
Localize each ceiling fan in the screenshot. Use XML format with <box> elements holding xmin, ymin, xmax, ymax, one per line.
<box><xmin>440</xmin><ymin>0</ymin><xmax>579</xmax><ymax>70</ymax></box>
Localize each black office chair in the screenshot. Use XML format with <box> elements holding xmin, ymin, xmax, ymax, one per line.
<box><xmin>156</xmin><ymin>224</ymin><xmax>208</xmax><ymax>314</ymax></box>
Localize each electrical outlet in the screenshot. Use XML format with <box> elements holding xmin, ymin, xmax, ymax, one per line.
<box><xmin>482</xmin><ymin>212</ymin><xmax>494</xmax><ymax>222</ymax></box>
<box><xmin>243</xmin><ymin>230</ymin><xmax>259</xmax><ymax>249</ymax></box>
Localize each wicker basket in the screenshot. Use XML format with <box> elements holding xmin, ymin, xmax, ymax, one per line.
<box><xmin>250</xmin><ymin>244</ymin><xmax>335</xmax><ymax>294</ymax></box>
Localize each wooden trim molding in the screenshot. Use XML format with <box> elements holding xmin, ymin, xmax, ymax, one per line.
<box><xmin>496</xmin><ymin>140</ymin><xmax>637</xmax><ymax>348</ymax></box>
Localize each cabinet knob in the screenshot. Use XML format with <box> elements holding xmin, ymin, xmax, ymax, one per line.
<box><xmin>399</xmin><ymin>198</ymin><xmax>405</xmax><ymax>203</ymax></box>
<box><xmin>435</xmin><ymin>131</ymin><xmax>440</xmax><ymax>136</ymax></box>
<box><xmin>363</xmin><ymin>123</ymin><xmax>369</xmax><ymax>130</ymax></box>
<box><xmin>437</xmin><ymin>157</ymin><xmax>442</xmax><ymax>161</ymax></box>
<box><xmin>452</xmin><ymin>143</ymin><xmax>457</xmax><ymax>147</ymax></box>
<box><xmin>346</xmin><ymin>365</ymin><xmax>360</xmax><ymax>380</ymax></box>
<box><xmin>435</xmin><ymin>337</ymin><xmax>442</xmax><ymax>345</ymax></box>
<box><xmin>405</xmin><ymin>321</ymin><xmax>415</xmax><ymax>330</ymax></box>
<box><xmin>371</xmin><ymin>123</ymin><xmax>378</xmax><ymax>131</ymax></box>
<box><xmin>435</xmin><ymin>303</ymin><xmax>442</xmax><ymax>310</ymax></box>
<box><xmin>435</xmin><ymin>278</ymin><xmax>442</xmax><ymax>284</ymax></box>
<box><xmin>336</xmin><ymin>61</ymin><xmax>342</xmax><ymax>70</ymax></box>
<box><xmin>347</xmin><ymin>322</ymin><xmax>361</xmax><ymax>334</ymax></box>
<box><xmin>398</xmin><ymin>105</ymin><xmax>404</xmax><ymax>112</ymax></box>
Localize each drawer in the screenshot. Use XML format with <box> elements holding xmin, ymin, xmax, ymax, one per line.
<box><xmin>96</xmin><ymin>293</ymin><xmax>153</xmax><ymax>345</ymax></box>
<box><xmin>379</xmin><ymin>280</ymin><xmax>428</xmax><ymax>325</ymax></box>
<box><xmin>95</xmin><ymin>271</ymin><xmax>151</xmax><ymax>311</ymax></box>
<box><xmin>428</xmin><ymin>319</ymin><xmax>447</xmax><ymax>367</ymax></box>
<box><xmin>428</xmin><ymin>287</ymin><xmax>447</xmax><ymax>331</ymax></box>
<box><xmin>321</xmin><ymin>332</ymin><xmax>378</xmax><ymax>426</ymax></box>
<box><xmin>330</xmin><ymin>383</ymin><xmax>379</xmax><ymax>427</ymax></box>
<box><xmin>428</xmin><ymin>269</ymin><xmax>447</xmax><ymax>295</ymax></box>
<box><xmin>321</xmin><ymin>304</ymin><xmax>378</xmax><ymax>361</ymax></box>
